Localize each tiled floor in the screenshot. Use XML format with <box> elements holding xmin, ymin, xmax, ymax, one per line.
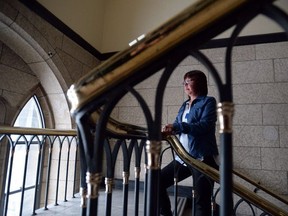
<box><xmin>34</xmin><ymin>193</ymin><xmax>82</xmax><ymax>215</ymax></box>
<box><xmin>35</xmin><ymin>189</ymin><xmax>146</xmax><ymax>215</ymax></box>
<box><xmin>34</xmin><ymin>189</ymin><xmax>191</xmax><ymax>215</ymax></box>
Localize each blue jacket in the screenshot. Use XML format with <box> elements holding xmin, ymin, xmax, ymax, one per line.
<box><xmin>172</xmin><ymin>96</ymin><xmax>219</xmax><ymax>159</ymax></box>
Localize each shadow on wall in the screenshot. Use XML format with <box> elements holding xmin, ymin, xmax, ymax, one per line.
<box><xmin>0</xmin><ymin>98</ymin><xmax>8</xmax><ymax>125</ymax></box>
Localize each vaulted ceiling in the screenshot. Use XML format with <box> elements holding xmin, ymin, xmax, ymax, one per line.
<box><xmin>33</xmin><ymin>0</ymin><xmax>288</xmax><ymax>54</ymax></box>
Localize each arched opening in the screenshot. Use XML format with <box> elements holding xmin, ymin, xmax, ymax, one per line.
<box><xmin>14</xmin><ymin>95</ymin><xmax>45</xmax><ymax>129</ymax></box>
<box><xmin>6</xmin><ymin>95</ymin><xmax>45</xmax><ymax>215</ymax></box>
<box><xmin>0</xmin><ymin>11</ymin><xmax>73</xmax><ymax>129</ymax></box>
<box><xmin>0</xmin><ymin>8</ymin><xmax>76</xmax><ymax>214</ymax></box>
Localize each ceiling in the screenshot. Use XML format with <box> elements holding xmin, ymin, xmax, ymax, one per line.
<box><xmin>32</xmin><ymin>0</ymin><xmax>288</xmax><ymax>54</ymax></box>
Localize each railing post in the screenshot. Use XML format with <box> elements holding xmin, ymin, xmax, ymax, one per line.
<box><xmin>44</xmin><ymin>144</ymin><xmax>53</xmax><ymax>210</ymax></box>
<box><xmin>122</xmin><ymin>171</ymin><xmax>130</xmax><ymax>216</ymax></box>
<box><xmin>105</xmin><ymin>177</ymin><xmax>113</xmax><ymax>216</ymax></box>
<box><xmin>86</xmin><ymin>172</ymin><xmax>102</xmax><ymax>215</ymax></box>
<box><xmin>145</xmin><ymin>140</ymin><xmax>161</xmax><ymax>216</ymax></box>
<box><xmin>217</xmin><ymin>102</ymin><xmax>234</xmax><ymax>216</ymax></box>
<box><xmin>134</xmin><ymin>167</ymin><xmax>141</xmax><ymax>216</ymax></box>
<box><xmin>80</xmin><ymin>187</ymin><xmax>87</xmax><ymax>216</ymax></box>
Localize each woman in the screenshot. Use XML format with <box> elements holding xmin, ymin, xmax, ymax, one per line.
<box><xmin>161</xmin><ymin>70</ymin><xmax>219</xmax><ymax>216</ymax></box>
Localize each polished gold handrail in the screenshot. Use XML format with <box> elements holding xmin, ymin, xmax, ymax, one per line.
<box><xmin>232</xmin><ymin>169</ymin><xmax>288</xmax><ymax>206</ymax></box>
<box><xmin>0</xmin><ymin>116</ymin><xmax>147</xmax><ymax>138</ymax></box>
<box><xmin>0</xmin><ymin>125</ymin><xmax>77</xmax><ymax>136</ymax></box>
<box><xmin>164</xmin><ymin>134</ymin><xmax>288</xmax><ymax>216</ymax></box>
<box><xmin>90</xmin><ymin>109</ymin><xmax>147</xmax><ymax>138</ymax></box>
<box><xmin>67</xmin><ymin>0</ymin><xmax>257</xmax><ymax>114</ymax></box>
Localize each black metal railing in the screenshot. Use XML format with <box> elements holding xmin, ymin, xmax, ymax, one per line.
<box><xmin>0</xmin><ymin>126</ymin><xmax>79</xmax><ymax>216</ymax></box>
<box><xmin>0</xmin><ymin>125</ymin><xmax>287</xmax><ymax>215</ymax></box>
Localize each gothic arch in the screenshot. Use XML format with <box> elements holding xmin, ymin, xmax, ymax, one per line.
<box><xmin>0</xmin><ymin>12</ymin><xmax>73</xmax><ymax>129</ymax></box>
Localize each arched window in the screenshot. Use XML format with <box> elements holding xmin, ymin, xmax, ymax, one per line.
<box><xmin>6</xmin><ymin>95</ymin><xmax>45</xmax><ymax>215</ymax></box>
<box><xmin>14</xmin><ymin>95</ymin><xmax>45</xmax><ymax>128</ymax></box>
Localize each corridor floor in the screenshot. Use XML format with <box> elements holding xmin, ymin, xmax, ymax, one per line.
<box><xmin>35</xmin><ymin>189</ymin><xmax>191</xmax><ymax>216</ymax></box>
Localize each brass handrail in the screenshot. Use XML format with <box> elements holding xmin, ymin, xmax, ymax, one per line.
<box><xmin>90</xmin><ymin>109</ymin><xmax>147</xmax><ymax>138</ymax></box>
<box><xmin>0</xmin><ymin>117</ymin><xmax>147</xmax><ymax>139</ymax></box>
<box><xmin>232</xmin><ymin>169</ymin><xmax>288</xmax><ymax>206</ymax></box>
<box><xmin>164</xmin><ymin>134</ymin><xmax>288</xmax><ymax>216</ymax></box>
<box><xmin>0</xmin><ymin>125</ymin><xmax>77</xmax><ymax>136</ymax></box>
<box><xmin>67</xmin><ymin>0</ymin><xmax>259</xmax><ymax>114</ymax></box>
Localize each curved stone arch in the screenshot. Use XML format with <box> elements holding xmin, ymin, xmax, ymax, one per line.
<box><xmin>10</xmin><ymin>85</ymin><xmax>55</xmax><ymax>129</ymax></box>
<box><xmin>0</xmin><ymin>13</ymin><xmax>73</xmax><ymax>129</ymax></box>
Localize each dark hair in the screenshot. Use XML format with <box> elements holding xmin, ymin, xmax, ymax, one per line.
<box><xmin>184</xmin><ymin>70</ymin><xmax>208</xmax><ymax>96</ymax></box>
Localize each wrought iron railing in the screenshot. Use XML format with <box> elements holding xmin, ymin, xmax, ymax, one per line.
<box><xmin>0</xmin><ymin>125</ymin><xmax>287</xmax><ymax>215</ymax></box>
<box><xmin>66</xmin><ymin>0</ymin><xmax>288</xmax><ymax>215</ymax></box>
<box><xmin>80</xmin><ymin>112</ymin><xmax>288</xmax><ymax>215</ymax></box>
<box><xmin>0</xmin><ymin>126</ymin><xmax>79</xmax><ymax>216</ymax></box>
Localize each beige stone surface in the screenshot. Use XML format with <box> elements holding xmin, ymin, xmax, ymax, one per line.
<box><xmin>233</xmin><ymin>60</ymin><xmax>274</xmax><ymax>84</ymax></box>
<box><xmin>275</xmin><ymin>58</ymin><xmax>288</xmax><ymax>82</ymax></box>
<box><xmin>233</xmin><ymin>104</ymin><xmax>262</xmax><ymax>125</ymax></box>
<box><xmin>234</xmin><ymin>126</ymin><xmax>279</xmax><ymax>148</ymax></box>
<box><xmin>263</xmin><ymin>104</ymin><xmax>288</xmax><ymax>125</ymax></box>
<box><xmin>256</xmin><ymin>42</ymin><xmax>288</xmax><ymax>59</ymax></box>
<box><xmin>280</xmin><ymin>126</ymin><xmax>288</xmax><ymax>148</ymax></box>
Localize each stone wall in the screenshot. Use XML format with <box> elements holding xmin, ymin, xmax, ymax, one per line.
<box><xmin>0</xmin><ymin>0</ymin><xmax>100</xmax><ymax>128</ymax></box>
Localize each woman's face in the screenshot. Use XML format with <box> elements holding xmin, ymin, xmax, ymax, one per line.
<box><xmin>183</xmin><ymin>77</ymin><xmax>196</xmax><ymax>97</ymax></box>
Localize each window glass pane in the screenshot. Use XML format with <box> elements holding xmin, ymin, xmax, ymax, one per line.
<box><xmin>14</xmin><ymin>96</ymin><xmax>44</xmax><ymax>128</ymax></box>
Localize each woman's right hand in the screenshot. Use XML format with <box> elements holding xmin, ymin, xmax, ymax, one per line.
<box><xmin>162</xmin><ymin>124</ymin><xmax>174</xmax><ymax>135</ymax></box>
